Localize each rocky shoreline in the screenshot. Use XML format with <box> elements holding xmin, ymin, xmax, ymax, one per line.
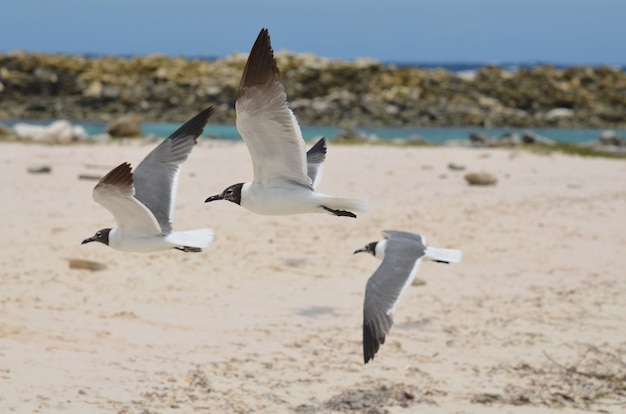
<box><xmin>1</xmin><ymin>51</ymin><xmax>625</xmax><ymax>128</ymax></box>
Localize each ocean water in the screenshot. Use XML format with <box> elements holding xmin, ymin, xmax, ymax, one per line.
<box><xmin>2</xmin><ymin>119</ymin><xmax>624</xmax><ymax>144</ymax></box>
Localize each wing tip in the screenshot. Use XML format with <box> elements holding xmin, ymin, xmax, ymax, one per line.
<box><xmin>97</xmin><ymin>162</ymin><xmax>133</xmax><ymax>188</ymax></box>
<box><xmin>168</xmin><ymin>106</ymin><xmax>214</xmax><ymax>141</ymax></box>
<box><xmin>239</xmin><ymin>27</ymin><xmax>279</xmax><ymax>92</ymax></box>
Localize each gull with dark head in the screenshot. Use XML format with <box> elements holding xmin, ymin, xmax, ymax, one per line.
<box><xmin>204</xmin><ymin>28</ymin><xmax>369</xmax><ymax>218</ymax></box>
<box><xmin>82</xmin><ymin>107</ymin><xmax>215</xmax><ymax>252</ymax></box>
<box><xmin>354</xmin><ymin>230</ymin><xmax>462</xmax><ymax>364</ymax></box>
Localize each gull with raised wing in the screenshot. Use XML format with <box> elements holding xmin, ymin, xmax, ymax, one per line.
<box><xmin>204</xmin><ymin>28</ymin><xmax>369</xmax><ymax>218</ymax></box>
<box><xmin>82</xmin><ymin>107</ymin><xmax>215</xmax><ymax>252</ymax></box>
<box><xmin>354</xmin><ymin>230</ymin><xmax>462</xmax><ymax>364</ymax></box>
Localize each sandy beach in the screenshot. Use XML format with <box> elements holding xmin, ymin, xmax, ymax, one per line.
<box><xmin>0</xmin><ymin>140</ymin><xmax>624</xmax><ymax>413</ymax></box>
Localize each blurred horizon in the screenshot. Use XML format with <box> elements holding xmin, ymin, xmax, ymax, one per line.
<box><xmin>2</xmin><ymin>0</ymin><xmax>625</xmax><ymax>66</ymax></box>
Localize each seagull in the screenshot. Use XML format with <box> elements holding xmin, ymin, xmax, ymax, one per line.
<box><xmin>204</xmin><ymin>28</ymin><xmax>369</xmax><ymax>218</ymax></box>
<box><xmin>82</xmin><ymin>107</ymin><xmax>215</xmax><ymax>253</ymax></box>
<box><xmin>354</xmin><ymin>230</ymin><xmax>462</xmax><ymax>364</ymax></box>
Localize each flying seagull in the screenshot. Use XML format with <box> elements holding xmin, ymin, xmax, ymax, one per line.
<box><xmin>82</xmin><ymin>107</ymin><xmax>215</xmax><ymax>252</ymax></box>
<box><xmin>354</xmin><ymin>230</ymin><xmax>462</xmax><ymax>364</ymax></box>
<box><xmin>204</xmin><ymin>28</ymin><xmax>369</xmax><ymax>218</ymax></box>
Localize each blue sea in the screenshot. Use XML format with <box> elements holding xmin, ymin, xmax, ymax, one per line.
<box><xmin>2</xmin><ymin>118</ymin><xmax>624</xmax><ymax>145</ymax></box>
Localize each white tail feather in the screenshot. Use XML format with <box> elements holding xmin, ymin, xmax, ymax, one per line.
<box><xmin>167</xmin><ymin>228</ymin><xmax>214</xmax><ymax>248</ymax></box>
<box><xmin>425</xmin><ymin>246</ymin><xmax>462</xmax><ymax>263</ymax></box>
<box><xmin>319</xmin><ymin>196</ymin><xmax>370</xmax><ymax>213</ymax></box>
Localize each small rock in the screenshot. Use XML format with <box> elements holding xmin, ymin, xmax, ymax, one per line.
<box><xmin>546</xmin><ymin>108</ymin><xmax>574</xmax><ymax>119</ymax></box>
<box><xmin>492</xmin><ymin>132</ymin><xmax>521</xmax><ymax>147</ymax></box>
<box><xmin>105</xmin><ymin>114</ymin><xmax>142</xmax><ymax>137</ymax></box>
<box><xmin>598</xmin><ymin>130</ymin><xmax>625</xmax><ymax>146</ymax></box>
<box><xmin>465</xmin><ymin>171</ymin><xmax>497</xmax><ymax>186</ymax></box>
<box><xmin>27</xmin><ymin>164</ymin><xmax>52</xmax><ymax>174</ymax></box>
<box><xmin>469</xmin><ymin>132</ymin><xmax>489</xmax><ymax>146</ymax></box>
<box><xmin>67</xmin><ymin>258</ymin><xmax>107</xmax><ymax>271</ymax></box>
<box><xmin>78</xmin><ymin>174</ymin><xmax>102</xmax><ymax>181</ymax></box>
<box><xmin>448</xmin><ymin>162</ymin><xmax>466</xmax><ymax>171</ymax></box>
<box><xmin>412</xmin><ymin>278</ymin><xmax>426</xmax><ymax>287</ymax></box>
<box><xmin>522</xmin><ymin>130</ymin><xmax>556</xmax><ymax>146</ymax></box>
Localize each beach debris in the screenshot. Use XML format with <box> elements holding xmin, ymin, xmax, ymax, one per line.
<box><xmin>105</xmin><ymin>113</ymin><xmax>142</xmax><ymax>137</ymax></box>
<box><xmin>78</xmin><ymin>174</ymin><xmax>102</xmax><ymax>181</ymax></box>
<box><xmin>448</xmin><ymin>162</ymin><xmax>466</xmax><ymax>171</ymax></box>
<box><xmin>27</xmin><ymin>164</ymin><xmax>52</xmax><ymax>174</ymax></box>
<box><xmin>67</xmin><ymin>258</ymin><xmax>107</xmax><ymax>271</ymax></box>
<box><xmin>465</xmin><ymin>171</ymin><xmax>497</xmax><ymax>186</ymax></box>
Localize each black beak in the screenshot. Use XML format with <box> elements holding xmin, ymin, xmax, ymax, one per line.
<box><xmin>205</xmin><ymin>194</ymin><xmax>224</xmax><ymax>203</ymax></box>
<box><xmin>81</xmin><ymin>237</ymin><xmax>95</xmax><ymax>245</ymax></box>
<box><xmin>353</xmin><ymin>247</ymin><xmax>368</xmax><ymax>254</ymax></box>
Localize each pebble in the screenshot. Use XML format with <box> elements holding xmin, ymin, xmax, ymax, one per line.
<box><xmin>464</xmin><ymin>171</ymin><xmax>498</xmax><ymax>186</ymax></box>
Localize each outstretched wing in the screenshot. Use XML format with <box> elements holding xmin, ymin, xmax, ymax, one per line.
<box><xmin>133</xmin><ymin>107</ymin><xmax>213</xmax><ymax>234</ymax></box>
<box><xmin>235</xmin><ymin>28</ymin><xmax>311</xmax><ymax>188</ymax></box>
<box><xmin>93</xmin><ymin>162</ymin><xmax>161</xmax><ymax>238</ymax></box>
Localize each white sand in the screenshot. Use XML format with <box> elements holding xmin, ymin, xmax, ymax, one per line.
<box><xmin>0</xmin><ymin>141</ymin><xmax>624</xmax><ymax>413</ymax></box>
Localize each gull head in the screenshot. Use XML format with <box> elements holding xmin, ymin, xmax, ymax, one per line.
<box><xmin>82</xmin><ymin>228</ymin><xmax>111</xmax><ymax>246</ymax></box>
<box><xmin>353</xmin><ymin>241</ymin><xmax>378</xmax><ymax>257</ymax></box>
<box><xmin>205</xmin><ymin>183</ymin><xmax>243</xmax><ymax>205</ymax></box>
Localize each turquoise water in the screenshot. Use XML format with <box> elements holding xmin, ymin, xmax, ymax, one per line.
<box><xmin>3</xmin><ymin>119</ymin><xmax>624</xmax><ymax>144</ymax></box>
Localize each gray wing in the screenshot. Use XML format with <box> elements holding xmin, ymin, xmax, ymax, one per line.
<box><xmin>363</xmin><ymin>233</ymin><xmax>426</xmax><ymax>363</ymax></box>
<box><xmin>306</xmin><ymin>137</ymin><xmax>327</xmax><ymax>189</ymax></box>
<box><xmin>133</xmin><ymin>107</ymin><xmax>213</xmax><ymax>234</ymax></box>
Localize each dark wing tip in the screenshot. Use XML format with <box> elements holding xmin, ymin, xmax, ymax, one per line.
<box><xmin>238</xmin><ymin>28</ymin><xmax>279</xmax><ymax>93</ymax></box>
<box><xmin>307</xmin><ymin>137</ymin><xmax>327</xmax><ymax>159</ymax></box>
<box><xmin>362</xmin><ymin>314</ymin><xmax>393</xmax><ymax>364</ymax></box>
<box><xmin>97</xmin><ymin>162</ymin><xmax>133</xmax><ymax>188</ymax></box>
<box><xmin>167</xmin><ymin>106</ymin><xmax>214</xmax><ymax>141</ymax></box>
<box><xmin>363</xmin><ymin>322</ymin><xmax>384</xmax><ymax>364</ymax></box>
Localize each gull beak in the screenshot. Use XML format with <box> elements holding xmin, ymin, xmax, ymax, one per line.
<box><xmin>353</xmin><ymin>246</ymin><xmax>368</xmax><ymax>255</ymax></box>
<box><xmin>81</xmin><ymin>236</ymin><xmax>96</xmax><ymax>245</ymax></box>
<box><xmin>204</xmin><ymin>194</ymin><xmax>224</xmax><ymax>203</ymax></box>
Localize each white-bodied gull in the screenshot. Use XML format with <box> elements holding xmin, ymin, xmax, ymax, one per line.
<box><xmin>204</xmin><ymin>28</ymin><xmax>369</xmax><ymax>218</ymax></box>
<box><xmin>82</xmin><ymin>107</ymin><xmax>215</xmax><ymax>253</ymax></box>
<box><xmin>354</xmin><ymin>230</ymin><xmax>462</xmax><ymax>364</ymax></box>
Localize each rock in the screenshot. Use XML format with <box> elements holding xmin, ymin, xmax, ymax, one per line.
<box><xmin>67</xmin><ymin>258</ymin><xmax>107</xmax><ymax>271</ymax></box>
<box><xmin>105</xmin><ymin>114</ymin><xmax>142</xmax><ymax>137</ymax></box>
<box><xmin>14</xmin><ymin>120</ymin><xmax>79</xmax><ymax>143</ymax></box>
<box><xmin>546</xmin><ymin>108</ymin><xmax>574</xmax><ymax>119</ymax></box>
<box><xmin>492</xmin><ymin>132</ymin><xmax>521</xmax><ymax>147</ymax></box>
<box><xmin>1</xmin><ymin>52</ymin><xmax>626</xmax><ymax>127</ymax></box>
<box><xmin>405</xmin><ymin>134</ymin><xmax>431</xmax><ymax>145</ymax></box>
<box><xmin>448</xmin><ymin>162</ymin><xmax>466</xmax><ymax>171</ymax></box>
<box><xmin>83</xmin><ymin>80</ymin><xmax>103</xmax><ymax>98</ymax></box>
<box><xmin>598</xmin><ymin>130</ymin><xmax>625</xmax><ymax>146</ymax></box>
<box><xmin>469</xmin><ymin>132</ymin><xmax>489</xmax><ymax>146</ymax></box>
<box><xmin>27</xmin><ymin>164</ymin><xmax>52</xmax><ymax>174</ymax></box>
<box><xmin>332</xmin><ymin>128</ymin><xmax>368</xmax><ymax>143</ymax></box>
<box><xmin>0</xmin><ymin>122</ymin><xmax>11</xmax><ymax>138</ymax></box>
<box><xmin>465</xmin><ymin>171</ymin><xmax>497</xmax><ymax>186</ymax></box>
<box><xmin>522</xmin><ymin>130</ymin><xmax>556</xmax><ymax>146</ymax></box>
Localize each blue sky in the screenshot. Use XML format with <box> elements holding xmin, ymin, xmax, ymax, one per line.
<box><xmin>2</xmin><ymin>0</ymin><xmax>625</xmax><ymax>65</ymax></box>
